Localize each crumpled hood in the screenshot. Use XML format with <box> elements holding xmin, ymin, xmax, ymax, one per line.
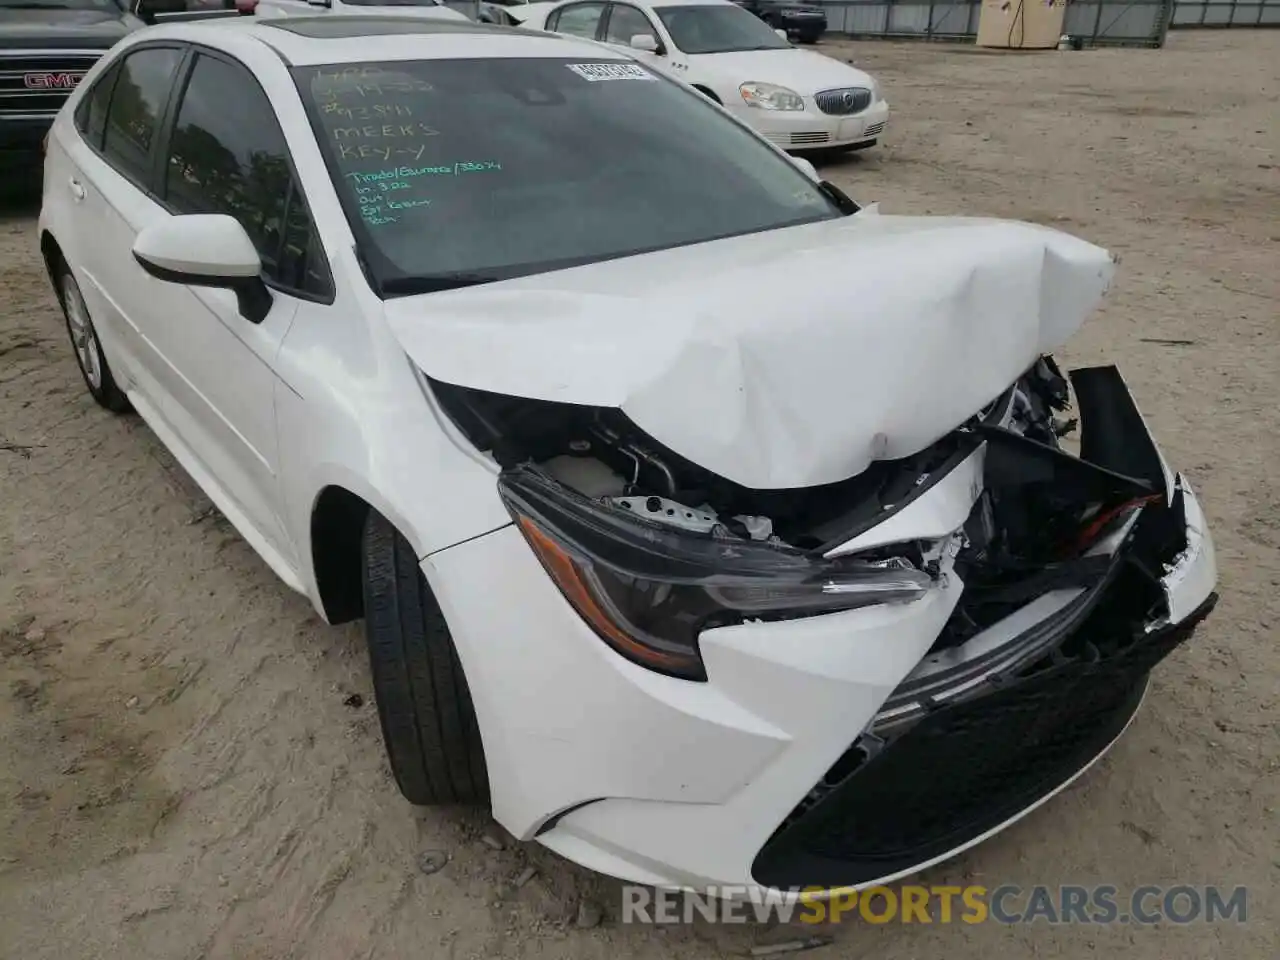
<box><xmin>385</xmin><ymin>212</ymin><xmax>1114</xmax><ymax>489</ymax></box>
<box><xmin>694</xmin><ymin>48</ymin><xmax>872</xmax><ymax>95</ymax></box>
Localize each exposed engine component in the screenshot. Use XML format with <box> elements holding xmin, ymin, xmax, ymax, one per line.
<box><xmin>983</xmin><ymin>354</ymin><xmax>1076</xmax><ymax>444</ymax></box>
<box><xmin>609</xmin><ymin>495</ymin><xmax>775</xmax><ymax>542</ymax></box>
<box><xmin>541</xmin><ymin>455</ymin><xmax>625</xmax><ymax>499</ymax></box>
<box><xmin>590</xmin><ymin>419</ymin><xmax>679</xmax><ymax>498</ymax></box>
<box><xmin>428</xmin><ymin>359</ymin><xmax>1172</xmax><ymax>654</ymax></box>
<box><xmin>427</xmin><ymin>374</ymin><xmax>971</xmax><ymax>550</ymax></box>
<box><xmin>612</xmin><ymin>495</ymin><xmax>718</xmax><ymax>533</ymax></box>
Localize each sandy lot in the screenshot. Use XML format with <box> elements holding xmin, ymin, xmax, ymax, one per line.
<box><xmin>1</xmin><ymin>28</ymin><xmax>1277</xmax><ymax>960</ymax></box>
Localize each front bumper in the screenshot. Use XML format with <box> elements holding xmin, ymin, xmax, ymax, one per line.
<box><xmin>737</xmin><ymin>98</ymin><xmax>890</xmax><ymax>152</ymax></box>
<box><xmin>423</xmin><ymin>368</ymin><xmax>1217</xmax><ymax>895</ymax></box>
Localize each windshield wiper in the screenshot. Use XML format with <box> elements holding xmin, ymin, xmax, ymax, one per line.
<box><xmin>818</xmin><ymin>180</ymin><xmax>860</xmax><ymax>215</ymax></box>
<box><xmin>381</xmin><ymin>272</ymin><xmax>503</xmax><ymax>296</ymax></box>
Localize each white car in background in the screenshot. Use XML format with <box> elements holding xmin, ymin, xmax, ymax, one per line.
<box><xmin>511</xmin><ymin>0</ymin><xmax>888</xmax><ymax>152</ymax></box>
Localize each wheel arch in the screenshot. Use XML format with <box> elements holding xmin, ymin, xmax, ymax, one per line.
<box><xmin>692</xmin><ymin>84</ymin><xmax>722</xmax><ymax>104</ymax></box>
<box><xmin>309</xmin><ymin>484</ymin><xmax>374</xmax><ymax>625</ymax></box>
<box><xmin>40</xmin><ymin>230</ymin><xmax>65</xmax><ymax>287</ymax></box>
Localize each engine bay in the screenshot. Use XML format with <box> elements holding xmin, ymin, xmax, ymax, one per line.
<box><xmin>428</xmin><ymin>355</ymin><xmax>1183</xmax><ymax>654</ymax></box>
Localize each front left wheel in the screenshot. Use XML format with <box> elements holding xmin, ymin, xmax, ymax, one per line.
<box><xmin>361</xmin><ymin>511</ymin><xmax>490</xmax><ymax>806</ymax></box>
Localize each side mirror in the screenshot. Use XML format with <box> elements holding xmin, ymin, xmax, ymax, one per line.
<box><xmin>133</xmin><ymin>215</ymin><xmax>273</xmax><ymax>324</ymax></box>
<box><xmin>790</xmin><ymin>155</ymin><xmax>819</xmax><ymax>182</ymax></box>
<box><xmin>775</xmin><ymin>28</ymin><xmax>788</xmax><ymax>39</ymax></box>
<box><xmin>630</xmin><ymin>34</ymin><xmax>659</xmax><ymax>53</ymax></box>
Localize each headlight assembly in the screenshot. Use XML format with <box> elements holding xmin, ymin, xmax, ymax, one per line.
<box><xmin>500</xmin><ymin>467</ymin><xmax>934</xmax><ymax>681</ymax></box>
<box><xmin>739</xmin><ymin>82</ymin><xmax>806</xmax><ymax>112</ymax></box>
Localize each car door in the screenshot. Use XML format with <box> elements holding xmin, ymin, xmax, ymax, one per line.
<box><xmin>141</xmin><ymin>47</ymin><xmax>333</xmax><ymax>567</ymax></box>
<box><xmin>61</xmin><ymin>44</ymin><xmax>187</xmax><ymax>399</ymax></box>
<box><xmin>69</xmin><ymin>44</ymin><xmax>324</xmax><ymax>568</ymax></box>
<box><xmin>544</xmin><ymin>1</ymin><xmax>607</xmax><ymax>38</ymax></box>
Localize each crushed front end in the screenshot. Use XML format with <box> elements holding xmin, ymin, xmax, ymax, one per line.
<box><xmin>424</xmin><ymin>356</ymin><xmax>1217</xmax><ymax>893</ymax></box>
<box><xmin>752</xmin><ymin>361</ymin><xmax>1218</xmax><ymax>890</ymax></box>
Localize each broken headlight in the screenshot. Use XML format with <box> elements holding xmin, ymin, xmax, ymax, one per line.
<box><xmin>499</xmin><ymin>467</ymin><xmax>934</xmax><ymax>681</ymax></box>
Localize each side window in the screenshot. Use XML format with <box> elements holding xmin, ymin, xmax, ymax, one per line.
<box><xmin>548</xmin><ymin>2</ymin><xmax>605</xmax><ymax>38</ymax></box>
<box><xmin>164</xmin><ymin>53</ymin><xmax>327</xmax><ymax>295</ymax></box>
<box><xmin>605</xmin><ymin>4</ymin><xmax>659</xmax><ymax>46</ymax></box>
<box><xmin>101</xmin><ymin>47</ymin><xmax>183</xmax><ymax>186</ymax></box>
<box><xmin>74</xmin><ymin>62</ymin><xmax>120</xmax><ymax>151</ymax></box>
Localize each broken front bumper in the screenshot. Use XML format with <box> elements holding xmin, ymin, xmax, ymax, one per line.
<box><xmin>429</xmin><ymin>366</ymin><xmax>1217</xmax><ymax>894</ymax></box>
<box><xmin>753</xmin><ymin>580</ymin><xmax>1217</xmax><ymax>890</ymax></box>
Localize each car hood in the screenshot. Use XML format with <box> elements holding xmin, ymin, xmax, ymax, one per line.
<box><xmin>693</xmin><ymin>48</ymin><xmax>873</xmax><ymax>94</ymax></box>
<box><xmin>384</xmin><ymin>212</ymin><xmax>1114</xmax><ymax>490</ymax></box>
<box><xmin>0</xmin><ymin>8</ymin><xmax>137</xmax><ymax>46</ymax></box>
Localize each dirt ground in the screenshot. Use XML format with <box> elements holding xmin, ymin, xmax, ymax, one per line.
<box><xmin>1</xmin><ymin>28</ymin><xmax>1277</xmax><ymax>960</ymax></box>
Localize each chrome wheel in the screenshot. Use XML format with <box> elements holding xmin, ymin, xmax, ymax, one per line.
<box><xmin>61</xmin><ymin>272</ymin><xmax>101</xmax><ymax>391</ymax></box>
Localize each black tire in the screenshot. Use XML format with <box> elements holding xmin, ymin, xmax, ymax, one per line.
<box><xmin>361</xmin><ymin>511</ymin><xmax>489</xmax><ymax>806</ymax></box>
<box><xmin>55</xmin><ymin>261</ymin><xmax>131</xmax><ymax>413</ymax></box>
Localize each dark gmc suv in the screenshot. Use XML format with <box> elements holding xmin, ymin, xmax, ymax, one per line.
<box><xmin>0</xmin><ymin>0</ymin><xmax>140</xmax><ymax>165</ymax></box>
<box><xmin>0</xmin><ymin>0</ymin><xmax>232</xmax><ymax>170</ymax></box>
<box><xmin>732</xmin><ymin>0</ymin><xmax>827</xmax><ymax>44</ymax></box>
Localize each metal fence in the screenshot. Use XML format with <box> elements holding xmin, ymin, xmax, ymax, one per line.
<box><xmin>816</xmin><ymin>0</ymin><xmax>1175</xmax><ymax>47</ymax></box>
<box><xmin>1170</xmin><ymin>0</ymin><xmax>1280</xmax><ymax>26</ymax></box>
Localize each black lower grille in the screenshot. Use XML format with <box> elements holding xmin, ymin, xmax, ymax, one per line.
<box><xmin>751</xmin><ymin>593</ymin><xmax>1217</xmax><ymax>889</ymax></box>
<box><xmin>814</xmin><ymin>87</ymin><xmax>871</xmax><ymax>116</ymax></box>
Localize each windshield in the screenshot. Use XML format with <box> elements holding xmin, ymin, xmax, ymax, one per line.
<box><xmin>657</xmin><ymin>5</ymin><xmax>790</xmax><ymax>55</ymax></box>
<box><xmin>0</xmin><ymin>0</ymin><xmax>121</xmax><ymax>9</ymax></box>
<box><xmin>296</xmin><ymin>57</ymin><xmax>839</xmax><ymax>295</ymax></box>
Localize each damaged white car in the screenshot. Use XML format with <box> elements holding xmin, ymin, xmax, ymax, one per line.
<box><xmin>39</xmin><ymin>16</ymin><xmax>1217</xmax><ymax>895</ymax></box>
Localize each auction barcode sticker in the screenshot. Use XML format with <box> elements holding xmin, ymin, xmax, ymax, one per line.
<box><xmin>566</xmin><ymin>63</ymin><xmax>656</xmax><ymax>82</ymax></box>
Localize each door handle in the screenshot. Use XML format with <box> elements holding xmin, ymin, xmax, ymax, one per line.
<box><xmin>68</xmin><ymin>178</ymin><xmax>86</xmax><ymax>202</ymax></box>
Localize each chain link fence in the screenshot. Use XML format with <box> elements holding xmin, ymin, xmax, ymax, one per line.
<box><xmin>815</xmin><ymin>0</ymin><xmax>1174</xmax><ymax>47</ymax></box>
<box><xmin>1170</xmin><ymin>0</ymin><xmax>1280</xmax><ymax>26</ymax></box>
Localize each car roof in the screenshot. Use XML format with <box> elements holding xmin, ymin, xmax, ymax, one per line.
<box><xmin>141</xmin><ymin>16</ymin><xmax>634</xmax><ymax>67</ymax></box>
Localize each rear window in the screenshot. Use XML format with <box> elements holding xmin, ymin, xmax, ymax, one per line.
<box><xmin>294</xmin><ymin>57</ymin><xmax>838</xmax><ymax>295</ymax></box>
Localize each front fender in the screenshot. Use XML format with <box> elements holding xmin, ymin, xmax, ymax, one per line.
<box><xmin>273</xmin><ymin>264</ymin><xmax>511</xmax><ymax>614</ymax></box>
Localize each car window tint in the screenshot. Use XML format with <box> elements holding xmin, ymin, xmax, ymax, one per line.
<box><xmin>550</xmin><ymin>2</ymin><xmax>605</xmax><ymax>37</ymax></box>
<box><xmin>605</xmin><ymin>4</ymin><xmax>657</xmax><ymax>45</ymax></box>
<box><xmin>102</xmin><ymin>47</ymin><xmax>183</xmax><ymax>186</ymax></box>
<box><xmin>165</xmin><ymin>53</ymin><xmax>324</xmax><ymax>294</ymax></box>
<box><xmin>75</xmin><ymin>63</ymin><xmax>120</xmax><ymax>151</ymax></box>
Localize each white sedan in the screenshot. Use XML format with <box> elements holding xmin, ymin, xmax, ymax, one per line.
<box><xmin>510</xmin><ymin>0</ymin><xmax>888</xmax><ymax>152</ymax></box>
<box><xmin>40</xmin><ymin>15</ymin><xmax>1218</xmax><ymax>897</ymax></box>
